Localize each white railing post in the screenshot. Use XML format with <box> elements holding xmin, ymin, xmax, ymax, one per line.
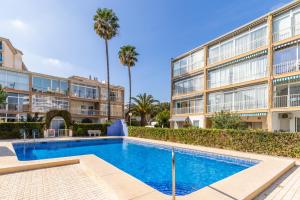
<box><xmin>172</xmin><ymin>147</ymin><xmax>176</xmax><ymax>200</ymax></box>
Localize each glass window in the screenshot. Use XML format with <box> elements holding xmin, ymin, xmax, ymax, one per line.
<box><xmin>60</xmin><ymin>81</ymin><xmax>68</xmax><ymax>95</ymax></box>
<box><xmin>0</xmin><ymin>69</ymin><xmax>29</xmax><ymax>91</ymax></box>
<box><xmin>251</xmin><ymin>26</ymin><xmax>267</xmax><ymax>49</ymax></box>
<box><xmin>0</xmin><ymin>52</ymin><xmax>2</xmax><ymax>63</ymax></box>
<box><xmin>235</xmin><ymin>34</ymin><xmax>249</xmax><ymax>55</ymax></box>
<box><xmin>273</xmin><ymin>15</ymin><xmax>291</xmax><ymax>41</ymax></box>
<box><xmin>52</xmin><ymin>80</ymin><xmax>60</xmax><ymax>92</ymax></box>
<box><xmin>32</xmin><ymin>95</ymin><xmax>69</xmax><ymax>113</ymax></box>
<box><xmin>273</xmin><ymin>45</ymin><xmax>297</xmax><ymax>65</ymax></box>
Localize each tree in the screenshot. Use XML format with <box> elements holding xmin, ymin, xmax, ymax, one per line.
<box><xmin>0</xmin><ymin>85</ymin><xmax>7</xmax><ymax>105</ymax></box>
<box><xmin>131</xmin><ymin>93</ymin><xmax>159</xmax><ymax>126</ymax></box>
<box><xmin>211</xmin><ymin>111</ymin><xmax>246</xmax><ymax>129</ymax></box>
<box><xmin>94</xmin><ymin>8</ymin><xmax>119</xmax><ymax>121</ymax></box>
<box><xmin>118</xmin><ymin>45</ymin><xmax>138</xmax><ymax>116</ymax></box>
<box><xmin>155</xmin><ymin>110</ymin><xmax>170</xmax><ymax>128</ymax></box>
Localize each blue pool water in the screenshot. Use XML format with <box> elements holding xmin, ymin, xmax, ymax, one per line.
<box><xmin>13</xmin><ymin>139</ymin><xmax>257</xmax><ymax>195</ymax></box>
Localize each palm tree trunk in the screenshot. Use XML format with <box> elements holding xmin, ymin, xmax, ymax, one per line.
<box><xmin>105</xmin><ymin>39</ymin><xmax>111</xmax><ymax>121</ymax></box>
<box><xmin>128</xmin><ymin>66</ymin><xmax>132</xmax><ymax>113</ymax></box>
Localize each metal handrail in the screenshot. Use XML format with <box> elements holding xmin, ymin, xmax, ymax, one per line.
<box><xmin>172</xmin><ymin>147</ymin><xmax>176</xmax><ymax>200</ymax></box>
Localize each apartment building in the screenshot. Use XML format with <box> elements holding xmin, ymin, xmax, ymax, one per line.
<box><xmin>0</xmin><ymin>37</ymin><xmax>124</xmax><ymax>125</ymax></box>
<box><xmin>170</xmin><ymin>1</ymin><xmax>300</xmax><ymax>132</ymax></box>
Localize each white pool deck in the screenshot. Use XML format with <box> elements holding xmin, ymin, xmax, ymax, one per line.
<box><xmin>0</xmin><ymin>136</ymin><xmax>297</xmax><ymax>200</ymax></box>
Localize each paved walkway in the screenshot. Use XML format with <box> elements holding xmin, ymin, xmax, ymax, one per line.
<box><xmin>255</xmin><ymin>163</ymin><xmax>300</xmax><ymax>200</ymax></box>
<box><xmin>0</xmin><ymin>164</ymin><xmax>117</xmax><ymax>200</ymax></box>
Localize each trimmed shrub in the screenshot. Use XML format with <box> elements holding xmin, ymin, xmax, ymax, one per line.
<box><xmin>72</xmin><ymin>123</ymin><xmax>111</xmax><ymax>137</ymax></box>
<box><xmin>0</xmin><ymin>122</ymin><xmax>45</xmax><ymax>139</ymax></box>
<box><xmin>128</xmin><ymin>127</ymin><xmax>300</xmax><ymax>158</ymax></box>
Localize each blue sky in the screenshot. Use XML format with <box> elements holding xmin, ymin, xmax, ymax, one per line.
<box><xmin>0</xmin><ymin>0</ymin><xmax>291</xmax><ymax>102</ymax></box>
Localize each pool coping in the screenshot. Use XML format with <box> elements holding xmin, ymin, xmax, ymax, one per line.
<box><xmin>0</xmin><ymin>136</ymin><xmax>296</xmax><ymax>200</ymax></box>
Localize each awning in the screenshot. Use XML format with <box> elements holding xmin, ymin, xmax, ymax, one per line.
<box><xmin>169</xmin><ymin>116</ymin><xmax>188</xmax><ymax>122</ymax></box>
<box><xmin>240</xmin><ymin>112</ymin><xmax>267</xmax><ymax>117</ymax></box>
<box><xmin>273</xmin><ymin>74</ymin><xmax>300</xmax><ymax>85</ymax></box>
<box><xmin>273</xmin><ymin>39</ymin><xmax>300</xmax><ymax>50</ymax></box>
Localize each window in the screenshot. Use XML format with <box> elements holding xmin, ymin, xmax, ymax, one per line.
<box><xmin>208</xmin><ymin>85</ymin><xmax>268</xmax><ymax>112</ymax></box>
<box><xmin>0</xmin><ymin>41</ymin><xmax>2</xmax><ymax>51</ymax></box>
<box><xmin>32</xmin><ymin>95</ymin><xmax>69</xmax><ymax>112</ymax></box>
<box><xmin>273</xmin><ymin>45</ymin><xmax>298</xmax><ymax>74</ymax></box>
<box><xmin>208</xmin><ymin>55</ymin><xmax>268</xmax><ymax>88</ymax></box>
<box><xmin>273</xmin><ymin>6</ymin><xmax>300</xmax><ymax>42</ymax></box>
<box><xmin>71</xmin><ymin>84</ymin><xmax>99</xmax><ymax>99</ymax></box>
<box><xmin>173</xmin><ymin>75</ymin><xmax>203</xmax><ymax>95</ymax></box>
<box><xmin>235</xmin><ymin>34</ymin><xmax>249</xmax><ymax>55</ymax></box>
<box><xmin>32</xmin><ymin>76</ymin><xmax>68</xmax><ymax>94</ymax></box>
<box><xmin>251</xmin><ymin>26</ymin><xmax>267</xmax><ymax>50</ymax></box>
<box><xmin>0</xmin><ymin>69</ymin><xmax>29</xmax><ymax>91</ymax></box>
<box><xmin>0</xmin><ymin>52</ymin><xmax>2</xmax><ymax>63</ymax></box>
<box><xmin>193</xmin><ymin>120</ymin><xmax>200</xmax><ymax>127</ymax></box>
<box><xmin>173</xmin><ymin>97</ymin><xmax>203</xmax><ymax>114</ymax></box>
<box><xmin>208</xmin><ymin>24</ymin><xmax>267</xmax><ymax>64</ymax></box>
<box><xmin>173</xmin><ymin>49</ymin><xmax>204</xmax><ymax>77</ymax></box>
<box><xmin>273</xmin><ymin>15</ymin><xmax>291</xmax><ymax>41</ymax></box>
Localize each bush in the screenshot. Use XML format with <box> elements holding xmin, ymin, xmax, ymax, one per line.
<box><xmin>211</xmin><ymin>111</ymin><xmax>246</xmax><ymax>129</ymax></box>
<box><xmin>128</xmin><ymin>126</ymin><xmax>300</xmax><ymax>158</ymax></box>
<box><xmin>72</xmin><ymin>123</ymin><xmax>111</xmax><ymax>137</ymax></box>
<box><xmin>0</xmin><ymin>122</ymin><xmax>45</xmax><ymax>139</ymax></box>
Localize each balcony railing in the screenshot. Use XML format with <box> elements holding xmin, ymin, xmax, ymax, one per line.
<box><xmin>173</xmin><ymin>63</ymin><xmax>203</xmax><ymax>77</ymax></box>
<box><xmin>273</xmin><ymin>94</ymin><xmax>300</xmax><ymax>108</ymax></box>
<box><xmin>207</xmin><ymin>99</ymin><xmax>267</xmax><ymax>113</ymax></box>
<box><xmin>0</xmin><ymin>104</ymin><xmax>30</xmax><ymax>112</ymax></box>
<box><xmin>100</xmin><ymin>110</ymin><xmax>123</xmax><ymax>117</ymax></box>
<box><xmin>273</xmin><ymin>60</ymin><xmax>300</xmax><ymax>75</ymax></box>
<box><xmin>173</xmin><ymin>86</ymin><xmax>203</xmax><ymax>96</ymax></box>
<box><xmin>173</xmin><ymin>106</ymin><xmax>204</xmax><ymax>114</ymax></box>
<box><xmin>208</xmin><ymin>37</ymin><xmax>267</xmax><ymax>64</ymax></box>
<box><xmin>273</xmin><ymin>24</ymin><xmax>300</xmax><ymax>42</ymax></box>
<box><xmin>71</xmin><ymin>108</ymin><xmax>100</xmax><ymax>115</ymax></box>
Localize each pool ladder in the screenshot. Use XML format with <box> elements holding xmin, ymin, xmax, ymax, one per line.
<box><xmin>172</xmin><ymin>147</ymin><xmax>176</xmax><ymax>200</ymax></box>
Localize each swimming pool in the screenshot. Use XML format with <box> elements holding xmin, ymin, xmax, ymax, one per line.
<box><xmin>13</xmin><ymin>139</ymin><xmax>258</xmax><ymax>196</ymax></box>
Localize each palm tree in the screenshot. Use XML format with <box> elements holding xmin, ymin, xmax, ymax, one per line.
<box><xmin>0</xmin><ymin>85</ymin><xmax>6</xmax><ymax>105</ymax></box>
<box><xmin>94</xmin><ymin>8</ymin><xmax>119</xmax><ymax>121</ymax></box>
<box><xmin>131</xmin><ymin>93</ymin><xmax>159</xmax><ymax>126</ymax></box>
<box><xmin>118</xmin><ymin>45</ymin><xmax>139</xmax><ymax>116</ymax></box>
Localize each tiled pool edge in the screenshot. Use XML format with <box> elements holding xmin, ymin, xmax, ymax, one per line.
<box><xmin>0</xmin><ymin>136</ymin><xmax>296</xmax><ymax>200</ymax></box>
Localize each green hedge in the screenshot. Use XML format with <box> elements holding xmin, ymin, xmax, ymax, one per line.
<box><xmin>0</xmin><ymin>122</ymin><xmax>45</xmax><ymax>139</ymax></box>
<box><xmin>72</xmin><ymin>123</ymin><xmax>111</xmax><ymax>137</ymax></box>
<box><xmin>128</xmin><ymin>127</ymin><xmax>300</xmax><ymax>158</ymax></box>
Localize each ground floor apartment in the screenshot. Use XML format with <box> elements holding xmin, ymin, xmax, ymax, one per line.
<box><xmin>171</xmin><ymin>111</ymin><xmax>300</xmax><ymax>132</ymax></box>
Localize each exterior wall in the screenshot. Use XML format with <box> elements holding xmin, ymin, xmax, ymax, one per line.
<box><xmin>2</xmin><ymin>41</ymin><xmax>15</xmax><ymax>69</ymax></box>
<box><xmin>170</xmin><ymin>1</ymin><xmax>300</xmax><ymax>132</ymax></box>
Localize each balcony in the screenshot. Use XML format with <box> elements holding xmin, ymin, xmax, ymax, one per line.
<box><xmin>208</xmin><ymin>37</ymin><xmax>267</xmax><ymax>64</ymax></box>
<box><xmin>173</xmin><ymin>87</ymin><xmax>203</xmax><ymax>97</ymax></box>
<box><xmin>273</xmin><ymin>94</ymin><xmax>300</xmax><ymax>108</ymax></box>
<box><xmin>273</xmin><ymin>60</ymin><xmax>300</xmax><ymax>75</ymax></box>
<box><xmin>71</xmin><ymin>108</ymin><xmax>100</xmax><ymax>116</ymax></box>
<box><xmin>207</xmin><ymin>99</ymin><xmax>267</xmax><ymax>113</ymax></box>
<box><xmin>100</xmin><ymin>110</ymin><xmax>123</xmax><ymax>117</ymax></box>
<box><xmin>173</xmin><ymin>106</ymin><xmax>203</xmax><ymax>115</ymax></box>
<box><xmin>273</xmin><ymin>24</ymin><xmax>300</xmax><ymax>42</ymax></box>
<box><xmin>173</xmin><ymin>63</ymin><xmax>203</xmax><ymax>78</ymax></box>
<box><xmin>0</xmin><ymin>104</ymin><xmax>30</xmax><ymax>112</ymax></box>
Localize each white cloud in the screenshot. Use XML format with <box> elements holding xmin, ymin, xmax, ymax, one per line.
<box><xmin>23</xmin><ymin>52</ymin><xmax>90</xmax><ymax>78</ymax></box>
<box><xmin>10</xmin><ymin>19</ymin><xmax>28</xmax><ymax>30</ymax></box>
